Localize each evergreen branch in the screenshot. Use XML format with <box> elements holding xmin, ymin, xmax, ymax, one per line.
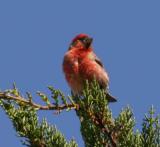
<box><xmin>75</xmin><ymin>80</ymin><xmax>118</xmax><ymax>147</ymax></box>
<box><xmin>0</xmin><ymin>100</ymin><xmax>78</xmax><ymax>147</ymax></box>
<box><xmin>87</xmin><ymin>110</ymin><xmax>117</xmax><ymax>147</ymax></box>
<box><xmin>0</xmin><ymin>92</ymin><xmax>78</xmax><ymax>111</ymax></box>
<box><xmin>1</xmin><ymin>81</ymin><xmax>160</xmax><ymax>146</ymax></box>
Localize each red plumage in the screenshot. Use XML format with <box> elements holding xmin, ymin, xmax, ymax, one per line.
<box><xmin>63</xmin><ymin>34</ymin><xmax>117</xmax><ymax>102</ymax></box>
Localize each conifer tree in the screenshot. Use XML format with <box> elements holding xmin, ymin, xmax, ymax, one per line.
<box><xmin>0</xmin><ymin>81</ymin><xmax>160</xmax><ymax>147</ymax></box>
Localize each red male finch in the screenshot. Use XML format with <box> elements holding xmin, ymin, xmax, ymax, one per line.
<box><xmin>63</xmin><ymin>34</ymin><xmax>117</xmax><ymax>102</ymax></box>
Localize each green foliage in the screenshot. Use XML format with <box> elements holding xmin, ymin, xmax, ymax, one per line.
<box><xmin>75</xmin><ymin>80</ymin><xmax>115</xmax><ymax>147</ymax></box>
<box><xmin>115</xmin><ymin>107</ymin><xmax>140</xmax><ymax>147</ymax></box>
<box><xmin>141</xmin><ymin>106</ymin><xmax>160</xmax><ymax>147</ymax></box>
<box><xmin>0</xmin><ymin>100</ymin><xmax>77</xmax><ymax>147</ymax></box>
<box><xmin>0</xmin><ymin>82</ymin><xmax>160</xmax><ymax>147</ymax></box>
<box><xmin>74</xmin><ymin>81</ymin><xmax>160</xmax><ymax>147</ymax></box>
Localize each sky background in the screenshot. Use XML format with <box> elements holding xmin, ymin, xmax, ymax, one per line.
<box><xmin>0</xmin><ymin>1</ymin><xmax>160</xmax><ymax>146</ymax></box>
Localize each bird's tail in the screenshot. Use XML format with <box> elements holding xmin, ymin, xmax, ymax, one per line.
<box><xmin>105</xmin><ymin>92</ymin><xmax>117</xmax><ymax>102</ymax></box>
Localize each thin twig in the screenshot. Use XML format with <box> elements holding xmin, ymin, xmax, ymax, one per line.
<box><xmin>0</xmin><ymin>92</ymin><xmax>78</xmax><ymax>111</ymax></box>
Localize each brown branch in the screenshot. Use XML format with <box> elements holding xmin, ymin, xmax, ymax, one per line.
<box><xmin>87</xmin><ymin>110</ymin><xmax>117</xmax><ymax>147</ymax></box>
<box><xmin>0</xmin><ymin>92</ymin><xmax>78</xmax><ymax>111</ymax></box>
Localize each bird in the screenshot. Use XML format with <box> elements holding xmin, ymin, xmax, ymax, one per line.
<box><xmin>62</xmin><ymin>34</ymin><xmax>117</xmax><ymax>102</ymax></box>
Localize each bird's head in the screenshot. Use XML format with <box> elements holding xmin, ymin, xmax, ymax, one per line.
<box><xmin>68</xmin><ymin>34</ymin><xmax>93</xmax><ymax>50</ymax></box>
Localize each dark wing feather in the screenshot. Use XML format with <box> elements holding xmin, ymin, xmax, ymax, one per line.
<box><xmin>94</xmin><ymin>55</ymin><xmax>117</xmax><ymax>102</ymax></box>
<box><xmin>95</xmin><ymin>57</ymin><xmax>104</xmax><ymax>67</ymax></box>
<box><xmin>105</xmin><ymin>92</ymin><xmax>117</xmax><ymax>102</ymax></box>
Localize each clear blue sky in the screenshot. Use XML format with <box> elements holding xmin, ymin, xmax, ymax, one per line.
<box><xmin>0</xmin><ymin>1</ymin><xmax>160</xmax><ymax>146</ymax></box>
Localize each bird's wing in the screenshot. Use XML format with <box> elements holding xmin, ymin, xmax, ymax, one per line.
<box><xmin>94</xmin><ymin>56</ymin><xmax>104</xmax><ymax>67</ymax></box>
<box><xmin>93</xmin><ymin>53</ymin><xmax>110</xmax><ymax>88</ymax></box>
<box><xmin>80</xmin><ymin>52</ymin><xmax>109</xmax><ymax>89</ymax></box>
<box><xmin>93</xmin><ymin>54</ymin><xmax>117</xmax><ymax>102</ymax></box>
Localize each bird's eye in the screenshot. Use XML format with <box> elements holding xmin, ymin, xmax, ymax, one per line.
<box><xmin>79</xmin><ymin>38</ymin><xmax>86</xmax><ymax>43</ymax></box>
<box><xmin>78</xmin><ymin>37</ymin><xmax>92</xmax><ymax>49</ymax></box>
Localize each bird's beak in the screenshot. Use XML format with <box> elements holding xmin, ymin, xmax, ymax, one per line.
<box><xmin>85</xmin><ymin>37</ymin><xmax>93</xmax><ymax>49</ymax></box>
